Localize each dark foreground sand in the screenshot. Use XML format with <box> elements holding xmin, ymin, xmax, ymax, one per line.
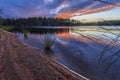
<box><xmin>0</xmin><ymin>29</ymin><xmax>89</xmax><ymax>80</ymax></box>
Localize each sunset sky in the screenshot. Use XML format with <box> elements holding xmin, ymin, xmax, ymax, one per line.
<box><xmin>0</xmin><ymin>0</ymin><xmax>120</xmax><ymax>22</ymax></box>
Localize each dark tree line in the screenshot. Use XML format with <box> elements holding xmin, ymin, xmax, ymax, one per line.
<box><xmin>2</xmin><ymin>17</ymin><xmax>81</xmax><ymax>27</ymax></box>
<box><xmin>0</xmin><ymin>17</ymin><xmax>2</xmax><ymax>25</ymax></box>
<box><xmin>1</xmin><ymin>17</ymin><xmax>120</xmax><ymax>27</ymax></box>
<box><xmin>0</xmin><ymin>9</ymin><xmax>3</xmax><ymax>25</ymax></box>
<box><xmin>81</xmin><ymin>20</ymin><xmax>120</xmax><ymax>26</ymax></box>
<box><xmin>97</xmin><ymin>20</ymin><xmax>120</xmax><ymax>26</ymax></box>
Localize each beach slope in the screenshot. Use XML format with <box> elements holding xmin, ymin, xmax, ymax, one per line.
<box><xmin>0</xmin><ymin>29</ymin><xmax>88</xmax><ymax>80</ymax></box>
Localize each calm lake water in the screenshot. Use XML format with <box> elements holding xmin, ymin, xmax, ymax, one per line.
<box><xmin>13</xmin><ymin>26</ymin><xmax>120</xmax><ymax>80</ymax></box>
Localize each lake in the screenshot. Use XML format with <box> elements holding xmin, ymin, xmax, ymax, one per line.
<box><xmin>13</xmin><ymin>26</ymin><xmax>120</xmax><ymax>80</ymax></box>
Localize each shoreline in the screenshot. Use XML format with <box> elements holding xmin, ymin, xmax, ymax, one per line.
<box><xmin>0</xmin><ymin>29</ymin><xmax>89</xmax><ymax>80</ymax></box>
<box><xmin>16</xmin><ymin>35</ymin><xmax>89</xmax><ymax>80</ymax></box>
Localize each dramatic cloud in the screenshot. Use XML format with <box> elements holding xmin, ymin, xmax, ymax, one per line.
<box><xmin>72</xmin><ymin>3</ymin><xmax>120</xmax><ymax>16</ymax></box>
<box><xmin>0</xmin><ymin>0</ymin><xmax>120</xmax><ymax>18</ymax></box>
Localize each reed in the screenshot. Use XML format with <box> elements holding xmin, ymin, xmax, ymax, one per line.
<box><xmin>43</xmin><ymin>34</ymin><xmax>56</xmax><ymax>51</ymax></box>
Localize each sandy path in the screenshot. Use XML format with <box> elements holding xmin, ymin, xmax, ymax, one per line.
<box><xmin>0</xmin><ymin>29</ymin><xmax>88</xmax><ymax>80</ymax></box>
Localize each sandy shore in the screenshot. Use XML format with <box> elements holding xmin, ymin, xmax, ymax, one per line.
<box><xmin>0</xmin><ymin>29</ymin><xmax>89</xmax><ymax>80</ymax></box>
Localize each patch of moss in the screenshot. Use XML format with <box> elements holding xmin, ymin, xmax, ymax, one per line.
<box><xmin>0</xmin><ymin>25</ymin><xmax>12</xmax><ymax>31</ymax></box>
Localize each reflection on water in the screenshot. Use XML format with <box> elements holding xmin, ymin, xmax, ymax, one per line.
<box><xmin>13</xmin><ymin>26</ymin><xmax>120</xmax><ymax>80</ymax></box>
<box><xmin>71</xmin><ymin>26</ymin><xmax>120</xmax><ymax>43</ymax></box>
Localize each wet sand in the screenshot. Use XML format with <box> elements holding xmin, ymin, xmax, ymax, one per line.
<box><xmin>0</xmin><ymin>29</ymin><xmax>88</xmax><ymax>80</ymax></box>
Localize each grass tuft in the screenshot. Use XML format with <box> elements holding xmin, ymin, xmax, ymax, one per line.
<box><xmin>43</xmin><ymin>34</ymin><xmax>56</xmax><ymax>51</ymax></box>
<box><xmin>22</xmin><ymin>29</ymin><xmax>29</xmax><ymax>38</ymax></box>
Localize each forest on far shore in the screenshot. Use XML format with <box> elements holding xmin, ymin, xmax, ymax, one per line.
<box><xmin>0</xmin><ymin>17</ymin><xmax>120</xmax><ymax>27</ymax></box>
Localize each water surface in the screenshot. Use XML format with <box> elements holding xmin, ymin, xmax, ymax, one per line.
<box><xmin>13</xmin><ymin>26</ymin><xmax>120</xmax><ymax>80</ymax></box>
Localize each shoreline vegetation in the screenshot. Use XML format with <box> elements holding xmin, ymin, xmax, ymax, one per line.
<box><xmin>0</xmin><ymin>28</ymin><xmax>89</xmax><ymax>80</ymax></box>
<box><xmin>0</xmin><ymin>25</ymin><xmax>12</xmax><ymax>31</ymax></box>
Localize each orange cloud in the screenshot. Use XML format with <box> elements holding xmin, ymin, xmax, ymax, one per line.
<box><xmin>73</xmin><ymin>3</ymin><xmax>120</xmax><ymax>16</ymax></box>
<box><xmin>55</xmin><ymin>3</ymin><xmax>120</xmax><ymax>19</ymax></box>
<box><xmin>55</xmin><ymin>10</ymin><xmax>75</xmax><ymax>19</ymax></box>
